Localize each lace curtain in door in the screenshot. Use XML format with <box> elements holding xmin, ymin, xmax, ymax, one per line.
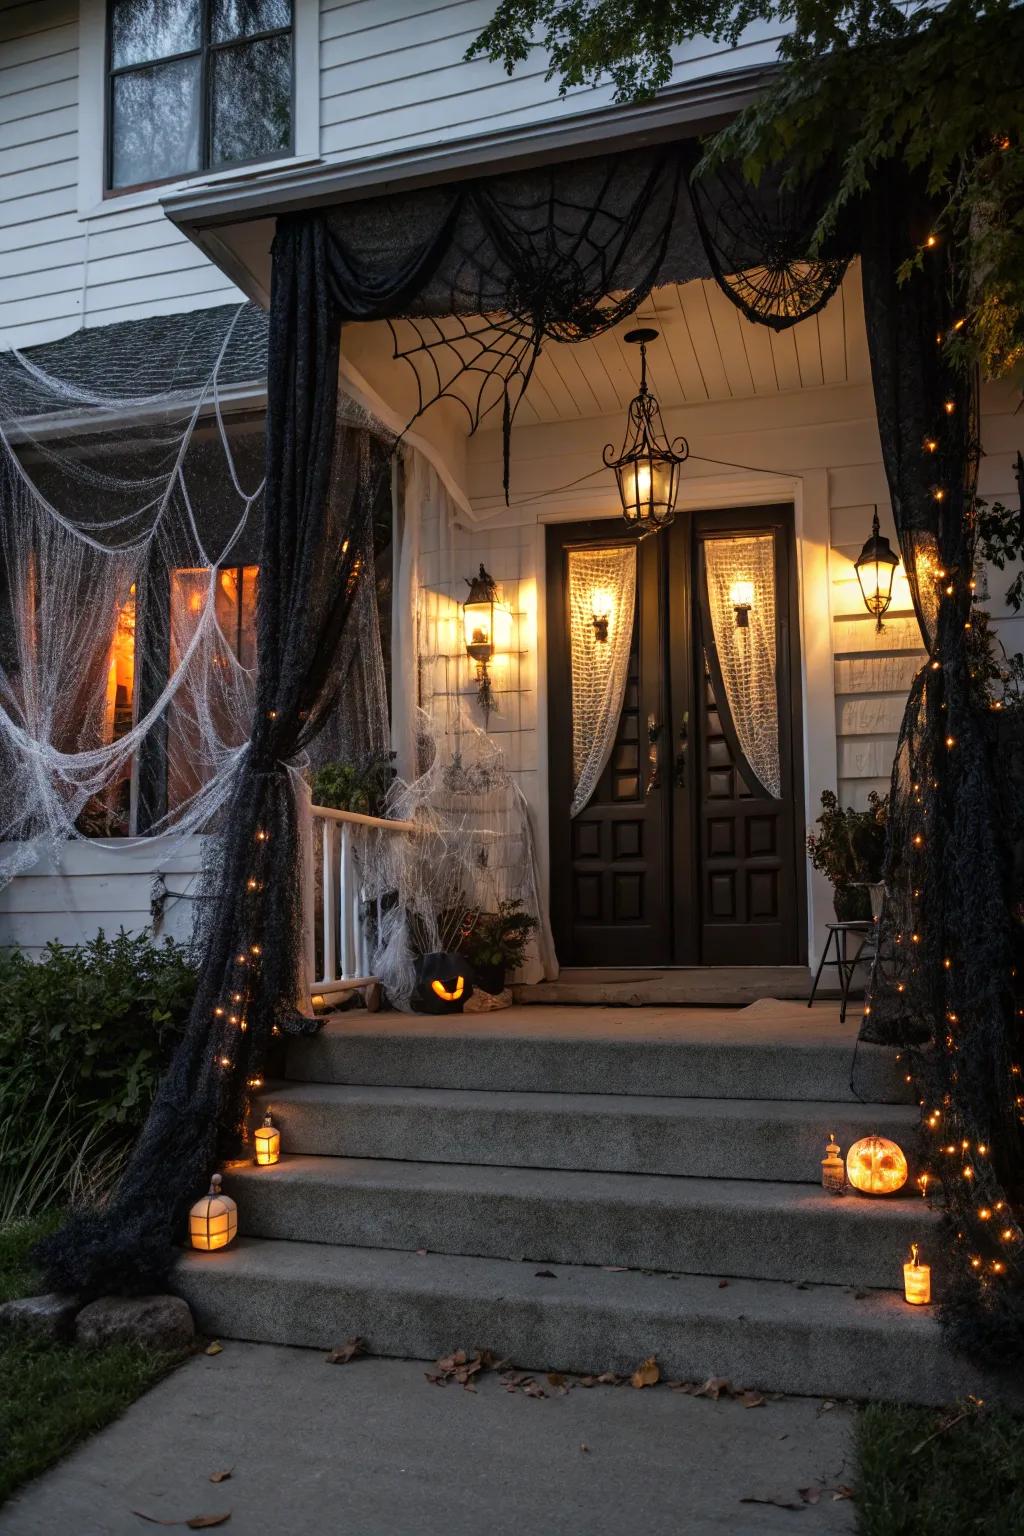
<box><xmin>703</xmin><ymin>535</ymin><xmax>781</xmax><ymax>799</ymax></box>
<box><xmin>568</xmin><ymin>545</ymin><xmax>636</xmax><ymax>817</ymax></box>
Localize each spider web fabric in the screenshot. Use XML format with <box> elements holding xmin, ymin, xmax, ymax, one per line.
<box><xmin>567</xmin><ymin>544</ymin><xmax>637</xmax><ymax>817</ymax></box>
<box><xmin>687</xmin><ymin>150</ymin><xmax>850</xmax><ymax>331</ymax></box>
<box><xmin>702</xmin><ymin>536</ymin><xmax>781</xmax><ymax>800</ymax></box>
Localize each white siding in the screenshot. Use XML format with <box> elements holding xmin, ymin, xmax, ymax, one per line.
<box><xmin>0</xmin><ymin>836</ymin><xmax>207</xmax><ymax>956</ymax></box>
<box><xmin>0</xmin><ymin>0</ymin><xmax>242</xmax><ymax>349</ymax></box>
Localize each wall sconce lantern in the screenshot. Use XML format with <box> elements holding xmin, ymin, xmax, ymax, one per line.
<box><xmin>604</xmin><ymin>329</ymin><xmax>689</xmax><ymax>532</ymax></box>
<box><xmin>591</xmin><ymin>588</ymin><xmax>613</xmax><ymax>642</ymax></box>
<box><xmin>188</xmin><ymin>1173</ymin><xmax>238</xmax><ymax>1251</ymax></box>
<box><xmin>463</xmin><ymin>564</ymin><xmax>512</xmax><ymax>720</ymax></box>
<box><xmin>729</xmin><ymin>579</ymin><xmax>755</xmax><ymax>628</ymax></box>
<box><xmin>854</xmin><ymin>508</ymin><xmax>899</xmax><ymax>631</ymax></box>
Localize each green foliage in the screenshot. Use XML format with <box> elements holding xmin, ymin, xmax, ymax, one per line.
<box><xmin>0</xmin><ymin>931</ymin><xmax>196</xmax><ymax>1224</ymax></box>
<box><xmin>977</xmin><ymin>496</ymin><xmax>1024</xmax><ymax>614</ymax></box>
<box><xmin>856</xmin><ymin>1399</ymin><xmax>1024</xmax><ymax>1535</ymax></box>
<box><xmin>461</xmin><ymin>899</ymin><xmax>538</xmax><ymax>971</ymax></box>
<box><xmin>0</xmin><ymin>1214</ymin><xmax>186</xmax><ymax>1509</ymax></box>
<box><xmin>310</xmin><ymin>751</ymin><xmax>396</xmax><ymax>818</ymax></box>
<box><xmin>806</xmin><ymin>788</ymin><xmax>887</xmax><ymax>891</ymax></box>
<box><xmin>469</xmin><ymin>1</ymin><xmax>1024</xmax><ymax>380</ymax></box>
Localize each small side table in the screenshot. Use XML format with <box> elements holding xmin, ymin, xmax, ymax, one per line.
<box><xmin>807</xmin><ymin>921</ymin><xmax>875</xmax><ymax>1021</ymax></box>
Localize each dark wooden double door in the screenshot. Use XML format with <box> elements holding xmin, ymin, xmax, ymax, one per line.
<box><xmin>547</xmin><ymin>506</ymin><xmax>805</xmax><ymax>968</ymax></box>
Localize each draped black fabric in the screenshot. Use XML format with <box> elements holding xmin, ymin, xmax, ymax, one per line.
<box><xmin>858</xmin><ymin>165</ymin><xmax>1024</xmax><ymax>1365</ymax></box>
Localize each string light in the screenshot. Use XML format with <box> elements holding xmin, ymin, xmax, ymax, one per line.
<box><xmin>255</xmin><ymin>829</ymin><xmax>269</xmax><ymax>842</ymax></box>
<box><xmin>943</xmin><ymin>400</ymin><xmax>956</xmax><ymax>415</ymax></box>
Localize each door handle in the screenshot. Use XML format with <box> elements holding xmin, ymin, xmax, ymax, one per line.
<box><xmin>646</xmin><ymin>713</ymin><xmax>661</xmax><ymax>796</ymax></box>
<box><xmin>675</xmin><ymin>710</ymin><xmax>689</xmax><ymax>789</ymax></box>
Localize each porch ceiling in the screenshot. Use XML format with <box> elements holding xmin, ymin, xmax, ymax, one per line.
<box><xmin>515</xmin><ymin>264</ymin><xmax>870</xmax><ymax>428</ymax></box>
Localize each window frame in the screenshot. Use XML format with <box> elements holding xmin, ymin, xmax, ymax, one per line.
<box><xmin>104</xmin><ymin>0</ymin><xmax>296</xmax><ymax>197</ymax></box>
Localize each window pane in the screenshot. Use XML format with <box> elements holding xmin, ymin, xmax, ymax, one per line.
<box><xmin>111</xmin><ymin>57</ymin><xmax>201</xmax><ymax>188</ymax></box>
<box><xmin>210</xmin><ymin>35</ymin><xmax>291</xmax><ymax>169</ymax></box>
<box><xmin>110</xmin><ymin>0</ymin><xmax>200</xmax><ymax>69</ymax></box>
<box><xmin>211</xmin><ymin>0</ymin><xmax>291</xmax><ymax>43</ymax></box>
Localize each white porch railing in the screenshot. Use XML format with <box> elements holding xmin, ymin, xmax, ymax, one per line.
<box><xmin>306</xmin><ymin>804</ymin><xmax>416</xmax><ymax>1006</ymax></box>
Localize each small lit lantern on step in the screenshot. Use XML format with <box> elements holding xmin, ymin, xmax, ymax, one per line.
<box><xmin>189</xmin><ymin>1173</ymin><xmax>238</xmax><ymax>1251</ymax></box>
<box><xmin>821</xmin><ymin>1132</ymin><xmax>846</xmax><ymax>1195</ymax></box>
<box><xmin>903</xmin><ymin>1242</ymin><xmax>931</xmax><ymax>1305</ymax></box>
<box><xmin>603</xmin><ymin>329</ymin><xmax>689</xmax><ymax>531</ymax></box>
<box><xmin>729</xmin><ymin>579</ymin><xmax>755</xmax><ymax>628</ymax></box>
<box><xmin>854</xmin><ymin>508</ymin><xmax>899</xmax><ymax>632</ymax></box>
<box><xmin>846</xmin><ymin>1134</ymin><xmax>908</xmax><ymax>1196</ymax></box>
<box><xmin>254</xmin><ymin>1111</ymin><xmax>280</xmax><ymax>1167</ymax></box>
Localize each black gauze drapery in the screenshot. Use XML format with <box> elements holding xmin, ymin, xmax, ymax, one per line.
<box><xmin>858</xmin><ymin>165</ymin><xmax>1024</xmax><ymax>1365</ymax></box>
<box><xmin>41</xmin><ymin>218</ymin><xmax>393</xmax><ymax>1296</ymax></box>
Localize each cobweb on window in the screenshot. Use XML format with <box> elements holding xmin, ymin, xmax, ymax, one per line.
<box><xmin>702</xmin><ymin>535</ymin><xmax>781</xmax><ymax>799</ymax></box>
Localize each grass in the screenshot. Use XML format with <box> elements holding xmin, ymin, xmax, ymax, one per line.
<box><xmin>0</xmin><ymin>1214</ymin><xmax>189</xmax><ymax>1509</ymax></box>
<box><xmin>856</xmin><ymin>1400</ymin><xmax>1024</xmax><ymax>1535</ymax></box>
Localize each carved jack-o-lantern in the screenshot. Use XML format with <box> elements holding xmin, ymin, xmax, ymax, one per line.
<box><xmin>412</xmin><ymin>952</ymin><xmax>474</xmax><ymax>1014</ymax></box>
<box><xmin>845</xmin><ymin>1135</ymin><xmax>908</xmax><ymax>1196</ymax></box>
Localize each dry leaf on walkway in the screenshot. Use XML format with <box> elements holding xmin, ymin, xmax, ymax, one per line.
<box><xmin>798</xmin><ymin>1486</ymin><xmax>822</xmax><ymax>1505</ymax></box>
<box><xmin>534</xmin><ymin>1269</ymin><xmax>556</xmax><ymax>1279</ymax></box>
<box><xmin>738</xmin><ymin>1391</ymin><xmax>766</xmax><ymax>1409</ymax></box>
<box><xmin>596</xmin><ymin>1372</ymin><xmax>623</xmax><ymax>1385</ymax></box>
<box><xmin>602</xmin><ymin>1266</ymin><xmax>628</xmax><ymax>1272</ymax></box>
<box><xmin>831</xmin><ymin>1486</ymin><xmax>855</xmax><ymax>1501</ymax></box>
<box><xmin>693</xmin><ymin>1377</ymin><xmax>732</xmax><ymax>1399</ymax></box>
<box><xmin>547</xmin><ymin>1372</ymin><xmax>570</xmax><ymax>1390</ymax></box>
<box><xmin>631</xmin><ymin>1356</ymin><xmax>660</xmax><ymax>1389</ymax></box>
<box><xmin>207</xmin><ymin>1470</ymin><xmax>233</xmax><ymax>1484</ymax></box>
<box><xmin>326</xmin><ymin>1337</ymin><xmax>366</xmax><ymax>1365</ymax></box>
<box><xmin>187</xmin><ymin>1519</ymin><xmax>231</xmax><ymax>1531</ymax></box>
<box><xmin>522</xmin><ymin>1379</ymin><xmax>547</xmax><ymax>1398</ymax></box>
<box><xmin>580</xmin><ymin>1443</ymin><xmax>590</xmax><ymax>1453</ymax></box>
<box><xmin>204</xmin><ymin>1342</ymin><xmax>223</xmax><ymax>1356</ymax></box>
<box><xmin>740</xmin><ymin>1492</ymin><xmax>805</xmax><ymax>1511</ymax></box>
<box><xmin>718</xmin><ymin>1280</ymin><xmax>729</xmax><ymax>1288</ymax></box>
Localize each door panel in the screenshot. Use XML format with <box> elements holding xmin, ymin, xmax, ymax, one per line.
<box><xmin>547</xmin><ymin>523</ymin><xmax>670</xmax><ymax>966</ymax></box>
<box><xmin>546</xmin><ymin>506</ymin><xmax>804</xmax><ymax>969</ymax></box>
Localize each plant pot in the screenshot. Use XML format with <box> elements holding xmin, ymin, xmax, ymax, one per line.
<box><xmin>833</xmin><ymin>884</ymin><xmax>872</xmax><ymax>922</ymax></box>
<box><xmin>472</xmin><ymin>960</ymin><xmax>506</xmax><ymax>996</ymax></box>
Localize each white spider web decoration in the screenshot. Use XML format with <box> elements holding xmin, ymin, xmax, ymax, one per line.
<box><xmin>703</xmin><ymin>534</ymin><xmax>782</xmax><ymax>799</ymax></box>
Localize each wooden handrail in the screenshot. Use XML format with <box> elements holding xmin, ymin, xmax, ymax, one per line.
<box><xmin>310</xmin><ymin>803</ymin><xmax>417</xmax><ymax>834</ymax></box>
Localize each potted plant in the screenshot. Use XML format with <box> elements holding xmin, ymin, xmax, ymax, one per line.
<box><xmin>806</xmin><ymin>789</ymin><xmax>888</xmax><ymax>922</ymax></box>
<box><xmin>460</xmin><ymin>899</ymin><xmax>538</xmax><ymax>994</ymax></box>
<box><xmin>310</xmin><ymin>751</ymin><xmax>396</xmax><ymax>818</ymax></box>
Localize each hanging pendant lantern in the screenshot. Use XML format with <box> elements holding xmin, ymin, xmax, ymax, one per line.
<box><xmin>854</xmin><ymin>508</ymin><xmax>899</xmax><ymax>631</ymax></box>
<box><xmin>603</xmin><ymin>329</ymin><xmax>688</xmax><ymax>531</ymax></box>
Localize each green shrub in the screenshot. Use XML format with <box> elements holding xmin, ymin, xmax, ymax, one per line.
<box><xmin>0</xmin><ymin>931</ymin><xmax>197</xmax><ymax>1225</ymax></box>
<box><xmin>311</xmin><ymin>751</ymin><xmax>396</xmax><ymax>818</ymax></box>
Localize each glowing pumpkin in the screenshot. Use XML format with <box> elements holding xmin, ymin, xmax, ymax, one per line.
<box><xmin>412</xmin><ymin>952</ymin><xmax>474</xmax><ymax>1014</ymax></box>
<box><xmin>846</xmin><ymin>1135</ymin><xmax>908</xmax><ymax>1196</ymax></box>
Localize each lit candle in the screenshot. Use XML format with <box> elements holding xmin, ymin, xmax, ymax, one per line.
<box><xmin>903</xmin><ymin>1243</ymin><xmax>931</xmax><ymax>1305</ymax></box>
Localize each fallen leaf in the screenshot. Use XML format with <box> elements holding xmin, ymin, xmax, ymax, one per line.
<box><xmin>133</xmin><ymin>1517</ymin><xmax>179</xmax><ymax>1528</ymax></box>
<box><xmin>578</xmin><ymin>1376</ymin><xmax>597</xmax><ymax>1388</ymax></box>
<box><xmin>580</xmin><ymin>1443</ymin><xmax>590</xmax><ymax>1454</ymax></box>
<box><xmin>602</xmin><ymin>1266</ymin><xmax>628</xmax><ymax>1272</ymax></box>
<box><xmin>819</xmin><ymin>1400</ymin><xmax>836</xmax><ymax>1413</ymax></box>
<box><xmin>207</xmin><ymin>1471</ymin><xmax>233</xmax><ymax>1485</ymax></box>
<box><xmin>694</xmin><ymin>1377</ymin><xmax>733</xmax><ymax>1399</ymax></box>
<box><xmin>718</xmin><ymin>1279</ymin><xmax>729</xmax><ymax>1288</ymax></box>
<box><xmin>522</xmin><ymin>1379</ymin><xmax>547</xmax><ymax>1398</ymax></box>
<box><xmin>740</xmin><ymin>1493</ymin><xmax>805</xmax><ymax>1511</ymax></box>
<box><xmin>326</xmin><ymin>1337</ymin><xmax>366</xmax><ymax>1365</ymax></box>
<box><xmin>534</xmin><ymin>1269</ymin><xmax>556</xmax><ymax>1279</ymax></box>
<box><xmin>666</xmin><ymin>1381</ymin><xmax>696</xmax><ymax>1393</ymax></box>
<box><xmin>631</xmin><ymin>1356</ymin><xmax>660</xmax><ymax>1389</ymax></box>
<box><xmin>415</xmin><ymin>1248</ymin><xmax>428</xmax><ymax>1257</ymax></box>
<box><xmin>831</xmin><ymin>1486</ymin><xmax>856</xmax><ymax>1502</ymax></box>
<box><xmin>739</xmin><ymin>1391</ymin><xmax>766</xmax><ymax>1409</ymax></box>
<box><xmin>204</xmin><ymin>1342</ymin><xmax>223</xmax><ymax>1356</ymax></box>
<box><xmin>547</xmin><ymin>1372</ymin><xmax>569</xmax><ymax>1387</ymax></box>
<box><xmin>187</xmin><ymin>1519</ymin><xmax>231</xmax><ymax>1531</ymax></box>
<box><xmin>596</xmin><ymin>1372</ymin><xmax>623</xmax><ymax>1385</ymax></box>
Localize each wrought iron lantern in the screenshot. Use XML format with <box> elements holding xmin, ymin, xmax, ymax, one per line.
<box><xmin>854</xmin><ymin>509</ymin><xmax>899</xmax><ymax>631</ymax></box>
<box><xmin>463</xmin><ymin>564</ymin><xmax>512</xmax><ymax>719</ymax></box>
<box><xmin>604</xmin><ymin>329</ymin><xmax>689</xmax><ymax>531</ymax></box>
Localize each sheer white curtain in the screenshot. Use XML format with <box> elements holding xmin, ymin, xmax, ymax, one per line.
<box><xmin>568</xmin><ymin>544</ymin><xmax>637</xmax><ymax>817</ymax></box>
<box><xmin>703</xmin><ymin>534</ymin><xmax>781</xmax><ymax>799</ymax></box>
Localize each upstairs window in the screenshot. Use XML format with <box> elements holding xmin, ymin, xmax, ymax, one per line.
<box><xmin>107</xmin><ymin>0</ymin><xmax>293</xmax><ymax>191</ymax></box>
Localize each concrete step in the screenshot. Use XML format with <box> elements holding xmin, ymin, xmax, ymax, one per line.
<box><xmin>258</xmin><ymin>1083</ymin><xmax>919</xmax><ymax>1184</ymax></box>
<box><xmin>287</xmin><ymin>1005</ymin><xmax>909</xmax><ymax>1104</ymax></box>
<box><xmin>224</xmin><ymin>1156</ymin><xmax>938</xmax><ymax>1290</ymax></box>
<box><xmin>173</xmin><ymin>1237</ymin><xmax>1005</xmax><ymax>1408</ymax></box>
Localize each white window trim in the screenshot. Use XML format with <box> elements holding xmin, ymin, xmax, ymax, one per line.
<box><xmin>77</xmin><ymin>0</ymin><xmax>319</xmax><ymax>221</ymax></box>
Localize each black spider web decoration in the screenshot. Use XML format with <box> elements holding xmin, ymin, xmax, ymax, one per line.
<box><xmin>387</xmin><ymin>150</ymin><xmax>684</xmax><ymax>498</ymax></box>
<box><xmin>689</xmin><ymin>156</ymin><xmax>849</xmax><ymax>331</ymax></box>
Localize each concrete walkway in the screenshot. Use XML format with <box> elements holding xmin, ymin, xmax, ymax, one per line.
<box><xmin>2</xmin><ymin>1343</ymin><xmax>857</xmax><ymax>1536</ymax></box>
